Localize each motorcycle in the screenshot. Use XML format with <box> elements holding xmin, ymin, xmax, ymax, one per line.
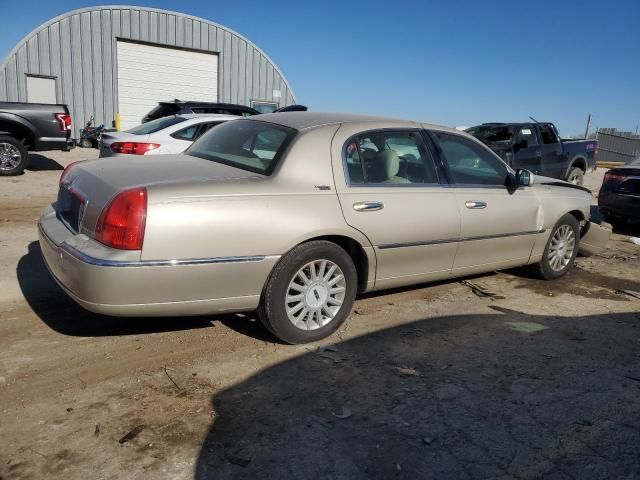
<box><xmin>79</xmin><ymin>116</ymin><xmax>106</xmax><ymax>148</ymax></box>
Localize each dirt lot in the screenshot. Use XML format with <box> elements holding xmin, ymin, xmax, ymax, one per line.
<box><xmin>1</xmin><ymin>151</ymin><xmax>639</xmax><ymax>480</ymax></box>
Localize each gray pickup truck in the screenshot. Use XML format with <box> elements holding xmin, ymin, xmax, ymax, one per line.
<box><xmin>466</xmin><ymin>122</ymin><xmax>598</xmax><ymax>185</ymax></box>
<box><xmin>0</xmin><ymin>102</ymin><xmax>73</xmax><ymax>176</ymax></box>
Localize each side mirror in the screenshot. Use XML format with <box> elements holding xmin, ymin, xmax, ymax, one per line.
<box><xmin>515</xmin><ymin>168</ymin><xmax>534</xmax><ymax>187</ymax></box>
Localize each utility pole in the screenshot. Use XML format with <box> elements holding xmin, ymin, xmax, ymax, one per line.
<box><xmin>584</xmin><ymin>113</ymin><xmax>592</xmax><ymax>139</ymax></box>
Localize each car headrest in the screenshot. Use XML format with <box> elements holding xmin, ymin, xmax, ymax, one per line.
<box><xmin>373</xmin><ymin>150</ymin><xmax>400</xmax><ymax>181</ymax></box>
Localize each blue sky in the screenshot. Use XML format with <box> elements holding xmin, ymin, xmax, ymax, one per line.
<box><xmin>1</xmin><ymin>0</ymin><xmax>638</xmax><ymax>135</ymax></box>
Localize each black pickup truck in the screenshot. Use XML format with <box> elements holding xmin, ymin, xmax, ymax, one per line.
<box><xmin>466</xmin><ymin>122</ymin><xmax>598</xmax><ymax>185</ymax></box>
<box><xmin>0</xmin><ymin>102</ymin><xmax>73</xmax><ymax>176</ymax></box>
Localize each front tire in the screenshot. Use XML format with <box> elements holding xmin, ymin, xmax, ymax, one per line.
<box><xmin>566</xmin><ymin>167</ymin><xmax>584</xmax><ymax>186</ymax></box>
<box><xmin>258</xmin><ymin>241</ymin><xmax>357</xmax><ymax>344</ymax></box>
<box><xmin>0</xmin><ymin>136</ymin><xmax>28</xmax><ymax>176</ymax></box>
<box><xmin>530</xmin><ymin>214</ymin><xmax>580</xmax><ymax>280</ymax></box>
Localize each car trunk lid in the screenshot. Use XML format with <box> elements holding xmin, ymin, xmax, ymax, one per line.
<box><xmin>58</xmin><ymin>154</ymin><xmax>261</xmax><ymax>237</ymax></box>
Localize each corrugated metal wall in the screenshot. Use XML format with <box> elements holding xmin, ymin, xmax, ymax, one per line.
<box><xmin>596</xmin><ymin>129</ymin><xmax>640</xmax><ymax>164</ymax></box>
<box><xmin>0</xmin><ymin>6</ymin><xmax>296</xmax><ymax>133</ymax></box>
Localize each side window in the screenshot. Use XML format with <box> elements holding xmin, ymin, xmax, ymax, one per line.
<box><xmin>514</xmin><ymin>127</ymin><xmax>539</xmax><ymax>148</ymax></box>
<box><xmin>344</xmin><ymin>131</ymin><xmax>438</xmax><ymax>185</ymax></box>
<box><xmin>431</xmin><ymin>131</ymin><xmax>508</xmax><ymax>186</ymax></box>
<box><xmin>539</xmin><ymin>124</ymin><xmax>558</xmax><ymax>145</ymax></box>
<box><xmin>171</xmin><ymin>125</ymin><xmax>200</xmax><ymax>141</ymax></box>
<box><xmin>195</xmin><ymin>122</ymin><xmax>222</xmax><ymax>139</ymax></box>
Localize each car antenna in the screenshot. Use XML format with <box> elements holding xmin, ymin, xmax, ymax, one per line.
<box><xmin>529</xmin><ymin>116</ymin><xmax>541</xmax><ymax>125</ymax></box>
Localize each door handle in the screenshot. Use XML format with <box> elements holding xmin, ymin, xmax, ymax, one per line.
<box><xmin>353</xmin><ymin>201</ymin><xmax>384</xmax><ymax>212</ymax></box>
<box><xmin>465</xmin><ymin>200</ymin><xmax>487</xmax><ymax>209</ymax></box>
<box><xmin>535</xmin><ymin>150</ymin><xmax>542</xmax><ymax>157</ymax></box>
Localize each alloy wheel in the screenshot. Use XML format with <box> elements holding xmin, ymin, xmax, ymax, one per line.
<box><xmin>0</xmin><ymin>143</ymin><xmax>22</xmax><ymax>171</ymax></box>
<box><xmin>285</xmin><ymin>259</ymin><xmax>346</xmax><ymax>330</ymax></box>
<box><xmin>548</xmin><ymin>224</ymin><xmax>576</xmax><ymax>271</ymax></box>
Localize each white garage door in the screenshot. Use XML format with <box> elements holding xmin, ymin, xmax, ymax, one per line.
<box><xmin>117</xmin><ymin>41</ymin><xmax>218</xmax><ymax>130</ymax></box>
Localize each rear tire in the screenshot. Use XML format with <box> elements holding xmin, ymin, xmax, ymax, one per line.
<box><xmin>566</xmin><ymin>167</ymin><xmax>584</xmax><ymax>186</ymax></box>
<box><xmin>530</xmin><ymin>214</ymin><xmax>580</xmax><ymax>280</ymax></box>
<box><xmin>0</xmin><ymin>136</ymin><xmax>28</xmax><ymax>176</ymax></box>
<box><xmin>258</xmin><ymin>241</ymin><xmax>357</xmax><ymax>344</ymax></box>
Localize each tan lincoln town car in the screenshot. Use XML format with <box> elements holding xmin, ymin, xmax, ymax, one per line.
<box><xmin>39</xmin><ymin>112</ymin><xmax>592</xmax><ymax>343</ymax></box>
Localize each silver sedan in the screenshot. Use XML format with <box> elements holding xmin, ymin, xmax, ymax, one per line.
<box><xmin>39</xmin><ymin>112</ymin><xmax>592</xmax><ymax>343</ymax></box>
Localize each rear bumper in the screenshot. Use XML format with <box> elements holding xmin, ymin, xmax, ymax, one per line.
<box><xmin>33</xmin><ymin>136</ymin><xmax>73</xmax><ymax>152</ymax></box>
<box><xmin>598</xmin><ymin>194</ymin><xmax>640</xmax><ymax>220</ymax></box>
<box><xmin>38</xmin><ymin>206</ymin><xmax>278</xmax><ymax>316</ymax></box>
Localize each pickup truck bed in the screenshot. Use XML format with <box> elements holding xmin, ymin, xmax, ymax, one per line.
<box><xmin>0</xmin><ymin>101</ymin><xmax>73</xmax><ymax>176</ymax></box>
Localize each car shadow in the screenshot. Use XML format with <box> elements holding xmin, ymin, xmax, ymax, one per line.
<box><xmin>16</xmin><ymin>241</ymin><xmax>274</xmax><ymax>338</ymax></box>
<box><xmin>194</xmin><ymin>308</ymin><xmax>640</xmax><ymax>479</ymax></box>
<box><xmin>27</xmin><ymin>153</ymin><xmax>64</xmax><ymax>171</ymax></box>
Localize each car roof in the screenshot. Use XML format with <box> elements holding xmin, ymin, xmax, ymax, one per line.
<box><xmin>244</xmin><ymin>111</ymin><xmax>462</xmax><ymax>134</ymax></box>
<box><xmin>472</xmin><ymin>122</ymin><xmax>551</xmax><ymax>128</ymax></box>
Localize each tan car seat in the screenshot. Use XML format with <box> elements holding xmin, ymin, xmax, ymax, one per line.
<box><xmin>371</xmin><ymin>150</ymin><xmax>410</xmax><ymax>183</ymax></box>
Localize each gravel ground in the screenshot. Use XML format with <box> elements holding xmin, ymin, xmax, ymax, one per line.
<box><xmin>1</xmin><ymin>150</ymin><xmax>639</xmax><ymax>480</ymax></box>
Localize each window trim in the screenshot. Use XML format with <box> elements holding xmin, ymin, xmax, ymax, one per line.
<box><xmin>426</xmin><ymin>129</ymin><xmax>515</xmax><ymax>189</ymax></box>
<box><xmin>341</xmin><ymin>128</ymin><xmax>444</xmax><ymax>188</ymax></box>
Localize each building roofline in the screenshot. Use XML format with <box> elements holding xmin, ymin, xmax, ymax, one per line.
<box><xmin>0</xmin><ymin>4</ymin><xmax>296</xmax><ymax>102</ymax></box>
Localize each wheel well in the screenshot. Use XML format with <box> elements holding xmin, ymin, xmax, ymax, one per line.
<box><xmin>0</xmin><ymin>121</ymin><xmax>33</xmax><ymax>148</ymax></box>
<box><xmin>570</xmin><ymin>157</ymin><xmax>586</xmax><ymax>172</ymax></box>
<box><xmin>568</xmin><ymin>209</ymin><xmax>585</xmax><ymax>222</ymax></box>
<box><xmin>568</xmin><ymin>209</ymin><xmax>588</xmax><ymax>235</ymax></box>
<box><xmin>307</xmin><ymin>235</ymin><xmax>369</xmax><ymax>293</ymax></box>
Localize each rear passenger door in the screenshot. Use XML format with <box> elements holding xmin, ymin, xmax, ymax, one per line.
<box><xmin>332</xmin><ymin>124</ymin><xmax>461</xmax><ymax>290</ymax></box>
<box><xmin>429</xmin><ymin>130</ymin><xmax>543</xmax><ymax>275</ymax></box>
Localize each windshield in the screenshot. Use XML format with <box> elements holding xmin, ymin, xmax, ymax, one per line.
<box><xmin>186</xmin><ymin>120</ymin><xmax>296</xmax><ymax>175</ymax></box>
<box><xmin>127</xmin><ymin>116</ymin><xmax>186</xmax><ymax>135</ymax></box>
<box><xmin>466</xmin><ymin>125</ymin><xmax>517</xmax><ymax>145</ymax></box>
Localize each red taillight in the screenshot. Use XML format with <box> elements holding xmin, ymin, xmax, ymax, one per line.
<box><xmin>55</xmin><ymin>113</ymin><xmax>72</xmax><ymax>133</ymax></box>
<box><xmin>95</xmin><ymin>188</ymin><xmax>147</xmax><ymax>250</ymax></box>
<box><xmin>603</xmin><ymin>171</ymin><xmax>627</xmax><ymax>189</ymax></box>
<box><xmin>59</xmin><ymin>161</ymin><xmax>81</xmax><ymax>185</ymax></box>
<box><xmin>110</xmin><ymin>142</ymin><xmax>160</xmax><ymax>155</ymax></box>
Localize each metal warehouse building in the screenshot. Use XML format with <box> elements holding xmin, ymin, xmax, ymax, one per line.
<box><xmin>0</xmin><ymin>5</ymin><xmax>296</xmax><ymax>131</ymax></box>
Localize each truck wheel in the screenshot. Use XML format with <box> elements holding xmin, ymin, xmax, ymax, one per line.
<box><xmin>0</xmin><ymin>136</ymin><xmax>28</xmax><ymax>176</ymax></box>
<box><xmin>530</xmin><ymin>214</ymin><xmax>580</xmax><ymax>280</ymax></box>
<box><xmin>566</xmin><ymin>167</ymin><xmax>584</xmax><ymax>185</ymax></box>
<box><xmin>258</xmin><ymin>241</ymin><xmax>357</xmax><ymax>344</ymax></box>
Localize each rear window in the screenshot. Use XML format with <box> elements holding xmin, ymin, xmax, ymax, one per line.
<box><xmin>466</xmin><ymin>125</ymin><xmax>516</xmax><ymax>145</ymax></box>
<box><xmin>126</xmin><ymin>116</ymin><xmax>187</xmax><ymax>135</ymax></box>
<box><xmin>186</xmin><ymin>120</ymin><xmax>295</xmax><ymax>175</ymax></box>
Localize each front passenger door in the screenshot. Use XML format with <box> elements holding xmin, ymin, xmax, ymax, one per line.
<box><xmin>429</xmin><ymin>130</ymin><xmax>544</xmax><ymax>275</ymax></box>
<box><xmin>332</xmin><ymin>125</ymin><xmax>461</xmax><ymax>290</ymax></box>
<box><xmin>538</xmin><ymin>124</ymin><xmax>563</xmax><ymax>178</ymax></box>
<box><xmin>512</xmin><ymin>126</ymin><xmax>542</xmax><ymax>174</ymax></box>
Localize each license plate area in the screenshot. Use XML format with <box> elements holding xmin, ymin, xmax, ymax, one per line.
<box><xmin>57</xmin><ymin>187</ymin><xmax>87</xmax><ymax>233</ymax></box>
